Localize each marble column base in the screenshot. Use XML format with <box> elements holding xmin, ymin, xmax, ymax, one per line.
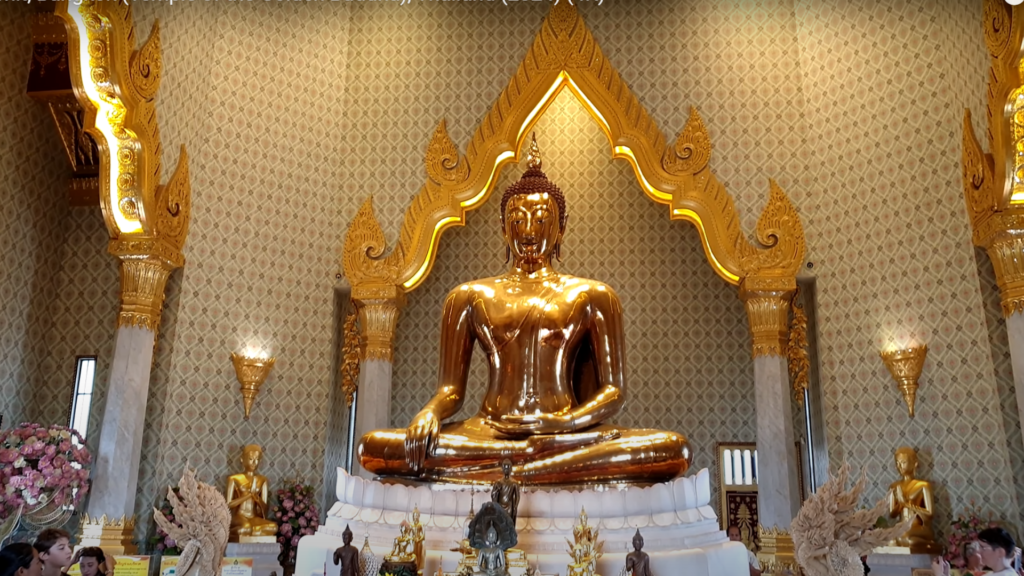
<box><xmin>225</xmin><ymin>542</ymin><xmax>283</xmax><ymax>576</ymax></box>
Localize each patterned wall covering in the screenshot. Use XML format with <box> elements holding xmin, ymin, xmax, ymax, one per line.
<box><xmin>792</xmin><ymin>0</ymin><xmax>1021</xmax><ymax>529</ymax></box>
<box><xmin>2</xmin><ymin>0</ymin><xmax>1021</xmax><ymax>546</ymax></box>
<box><xmin>391</xmin><ymin>91</ymin><xmax>757</xmax><ymax>510</ymax></box>
<box><xmin>127</xmin><ymin>2</ymin><xmax>352</xmax><ymax>543</ymax></box>
<box><xmin>0</xmin><ymin>4</ymin><xmax>71</xmax><ymax>429</ymax></box>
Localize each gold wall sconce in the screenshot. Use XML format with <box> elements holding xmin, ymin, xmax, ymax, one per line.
<box><xmin>880</xmin><ymin>345</ymin><xmax>927</xmax><ymax>418</ymax></box>
<box><xmin>231</xmin><ymin>352</ymin><xmax>276</xmax><ymax>419</ymax></box>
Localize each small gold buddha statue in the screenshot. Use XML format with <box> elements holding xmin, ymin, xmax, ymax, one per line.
<box><xmin>387</xmin><ymin>522</ymin><xmax>417</xmax><ymax>563</ymax></box>
<box><xmin>886</xmin><ymin>446</ymin><xmax>940</xmax><ymax>554</ymax></box>
<box><xmin>410</xmin><ymin>507</ymin><xmax>426</xmax><ymax>575</ymax></box>
<box><xmin>358</xmin><ymin>135</ymin><xmax>691</xmax><ymax>484</ymax></box>
<box><xmin>226</xmin><ymin>444</ymin><xmax>278</xmax><ymax>541</ymax></box>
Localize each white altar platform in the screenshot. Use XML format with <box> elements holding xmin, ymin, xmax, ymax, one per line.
<box><xmin>295</xmin><ymin>468</ymin><xmax>747</xmax><ymax>576</ymax></box>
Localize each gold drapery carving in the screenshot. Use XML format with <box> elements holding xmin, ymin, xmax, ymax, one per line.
<box><xmin>963</xmin><ymin>1</ymin><xmax>1024</xmax><ymax>317</ymax></box>
<box><xmin>340</xmin><ymin>306</ymin><xmax>362</xmax><ymax>407</ymax></box>
<box><xmin>788</xmin><ymin>291</ymin><xmax>810</xmax><ymax>406</ymax></box>
<box><xmin>340</xmin><ymin>1</ymin><xmax>806</xmax><ymax>362</ymax></box>
<box><xmin>55</xmin><ymin>0</ymin><xmax>191</xmax><ymax>334</ymax></box>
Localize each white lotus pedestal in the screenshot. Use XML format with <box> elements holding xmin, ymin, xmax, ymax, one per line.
<box><xmin>225</xmin><ymin>541</ymin><xmax>283</xmax><ymax>576</ymax></box>
<box><xmin>295</xmin><ymin>469</ymin><xmax>747</xmax><ymax>576</ymax></box>
<box><xmin>866</xmin><ymin>547</ymin><xmax>933</xmax><ymax>576</ymax></box>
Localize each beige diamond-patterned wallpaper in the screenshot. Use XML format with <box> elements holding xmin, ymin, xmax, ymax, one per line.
<box><xmin>3</xmin><ymin>0</ymin><xmax>1023</xmax><ymax>547</ymax></box>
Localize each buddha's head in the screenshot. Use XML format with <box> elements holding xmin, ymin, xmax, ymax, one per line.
<box><xmin>632</xmin><ymin>529</ymin><xmax>644</xmax><ymax>551</ymax></box>
<box><xmin>500</xmin><ymin>135</ymin><xmax>567</xmax><ymax>269</ymax></box>
<box><xmin>894</xmin><ymin>446</ymin><xmax>918</xmax><ymax>477</ymax></box>
<box><xmin>412</xmin><ymin>506</ymin><xmax>420</xmax><ymax>523</ymax></box>
<box><xmin>501</xmin><ymin>458</ymin><xmax>513</xmax><ymax>478</ymax></box>
<box><xmin>485</xmin><ymin>525</ymin><xmax>498</xmax><ymax>547</ymax></box>
<box><xmin>241</xmin><ymin>444</ymin><xmax>263</xmax><ymax>473</ymax></box>
<box><xmin>343</xmin><ymin>524</ymin><xmax>353</xmax><ymax>545</ymax></box>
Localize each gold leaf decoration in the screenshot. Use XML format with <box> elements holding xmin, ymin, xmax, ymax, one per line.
<box><xmin>788</xmin><ymin>292</ymin><xmax>810</xmax><ymax>406</ymax></box>
<box><xmin>155</xmin><ymin>145</ymin><xmax>191</xmax><ymax>254</ymax></box>
<box><xmin>424</xmin><ymin>119</ymin><xmax>469</xmax><ymax>185</ymax></box>
<box><xmin>340</xmin><ymin>306</ymin><xmax>362</xmax><ymax>407</ymax></box>
<box><xmin>341</xmin><ymin>196</ymin><xmax>403</xmax><ymax>288</ymax></box>
<box><xmin>663</xmin><ymin>107</ymin><xmax>711</xmax><ymax>176</ymax></box>
<box><xmin>128</xmin><ymin>21</ymin><xmax>162</xmax><ymax>101</ymax></box>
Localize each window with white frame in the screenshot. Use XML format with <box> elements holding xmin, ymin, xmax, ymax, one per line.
<box><xmin>68</xmin><ymin>356</ymin><xmax>97</xmax><ymax>442</ymax></box>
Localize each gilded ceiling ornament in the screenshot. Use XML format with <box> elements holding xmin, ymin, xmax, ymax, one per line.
<box><xmin>880</xmin><ymin>346</ymin><xmax>927</xmax><ymax>419</ymax></box>
<box><xmin>57</xmin><ymin>0</ymin><xmax>191</xmax><ymax>335</ymax></box>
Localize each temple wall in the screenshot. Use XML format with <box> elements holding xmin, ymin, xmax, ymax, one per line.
<box><xmin>792</xmin><ymin>0</ymin><xmax>1021</xmax><ymax>529</ymax></box>
<box><xmin>2</xmin><ymin>0</ymin><xmax>1021</xmax><ymax>548</ymax></box>
<box><xmin>0</xmin><ymin>5</ymin><xmax>70</xmax><ymax>429</ymax></box>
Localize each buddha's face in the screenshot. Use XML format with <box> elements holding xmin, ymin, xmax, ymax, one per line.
<box><xmin>343</xmin><ymin>529</ymin><xmax>353</xmax><ymax>545</ymax></box>
<box><xmin>242</xmin><ymin>447</ymin><xmax>262</xmax><ymax>472</ymax></box>
<box><xmin>632</xmin><ymin>534</ymin><xmax>643</xmax><ymax>551</ymax></box>
<box><xmin>503</xmin><ymin>193</ymin><xmax>562</xmax><ymax>264</ymax></box>
<box><xmin>894</xmin><ymin>450</ymin><xmax>917</xmax><ymax>476</ymax></box>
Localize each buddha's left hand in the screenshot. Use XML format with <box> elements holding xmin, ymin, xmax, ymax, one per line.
<box><xmin>487</xmin><ymin>412</ymin><xmax>573</xmax><ymax>435</ymax></box>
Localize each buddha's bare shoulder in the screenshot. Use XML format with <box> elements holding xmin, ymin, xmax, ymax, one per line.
<box><xmin>555</xmin><ymin>275</ymin><xmax>622</xmax><ymax>300</ymax></box>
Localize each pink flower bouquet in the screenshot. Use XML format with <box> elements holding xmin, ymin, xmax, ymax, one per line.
<box><xmin>0</xmin><ymin>423</ymin><xmax>92</xmax><ymax>520</ymax></box>
<box><xmin>943</xmin><ymin>504</ymin><xmax>998</xmax><ymax>569</ymax></box>
<box><xmin>271</xmin><ymin>482</ymin><xmax>319</xmax><ymax>567</ymax></box>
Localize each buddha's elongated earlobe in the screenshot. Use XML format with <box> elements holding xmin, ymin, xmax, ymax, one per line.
<box><xmin>505</xmin><ymin>245</ymin><xmax>511</xmax><ymax>263</ymax></box>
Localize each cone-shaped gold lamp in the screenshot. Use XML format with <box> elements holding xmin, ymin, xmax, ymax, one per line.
<box><xmin>231</xmin><ymin>352</ymin><xmax>276</xmax><ymax>419</ymax></box>
<box><xmin>880</xmin><ymin>345</ymin><xmax>927</xmax><ymax>418</ymax></box>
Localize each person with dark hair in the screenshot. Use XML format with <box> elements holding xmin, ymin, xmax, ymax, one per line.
<box><xmin>70</xmin><ymin>548</ymin><xmax>105</xmax><ymax>576</ymax></box>
<box><xmin>932</xmin><ymin>527</ymin><xmax>1019</xmax><ymax>576</ymax></box>
<box><xmin>32</xmin><ymin>529</ymin><xmax>72</xmax><ymax>576</ymax></box>
<box><xmin>727</xmin><ymin>525</ymin><xmax>762</xmax><ymax>576</ymax></box>
<box><xmin>0</xmin><ymin>543</ymin><xmax>43</xmax><ymax>576</ymax></box>
<box><xmin>978</xmin><ymin>527</ymin><xmax>1018</xmax><ymax>576</ymax></box>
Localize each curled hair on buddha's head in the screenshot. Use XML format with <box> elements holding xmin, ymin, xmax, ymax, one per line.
<box><xmin>500</xmin><ymin>134</ymin><xmax>568</xmax><ymax>261</ymax></box>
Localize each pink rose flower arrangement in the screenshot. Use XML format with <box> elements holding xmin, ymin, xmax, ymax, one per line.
<box><xmin>943</xmin><ymin>504</ymin><xmax>999</xmax><ymax>569</ymax></box>
<box><xmin>271</xmin><ymin>483</ymin><xmax>319</xmax><ymax>567</ymax></box>
<box><xmin>149</xmin><ymin>487</ymin><xmax>183</xmax><ymax>555</ymax></box>
<box><xmin>0</xmin><ymin>423</ymin><xmax>91</xmax><ymax>520</ymax></box>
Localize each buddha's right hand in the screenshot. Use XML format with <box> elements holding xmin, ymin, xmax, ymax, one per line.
<box><xmin>405</xmin><ymin>409</ymin><xmax>440</xmax><ymax>471</ymax></box>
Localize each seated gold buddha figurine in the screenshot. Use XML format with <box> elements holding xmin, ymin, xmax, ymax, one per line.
<box><xmin>225</xmin><ymin>444</ymin><xmax>278</xmax><ymax>541</ymax></box>
<box><xmin>358</xmin><ymin>136</ymin><xmax>691</xmax><ymax>484</ymax></box>
<box><xmin>886</xmin><ymin>446</ymin><xmax>941</xmax><ymax>554</ymax></box>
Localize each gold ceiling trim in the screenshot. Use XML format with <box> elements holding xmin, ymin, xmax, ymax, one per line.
<box><xmin>963</xmin><ymin>1</ymin><xmax>1024</xmax><ymax>317</ymax></box>
<box><xmin>55</xmin><ymin>0</ymin><xmax>191</xmax><ymax>332</ymax></box>
<box><xmin>342</xmin><ymin>1</ymin><xmax>806</xmax><ymax>294</ymax></box>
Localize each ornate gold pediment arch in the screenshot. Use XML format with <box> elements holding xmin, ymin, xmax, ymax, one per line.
<box><xmin>342</xmin><ymin>2</ymin><xmax>805</xmax><ymax>298</ymax></box>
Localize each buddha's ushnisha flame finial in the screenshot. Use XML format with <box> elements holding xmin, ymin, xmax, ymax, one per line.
<box><xmin>527</xmin><ymin>132</ymin><xmax>542</xmax><ymax>170</ymax></box>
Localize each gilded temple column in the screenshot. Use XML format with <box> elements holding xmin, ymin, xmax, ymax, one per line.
<box><xmin>83</xmin><ymin>246</ymin><xmax>180</xmax><ymax>553</ymax></box>
<box><xmin>982</xmin><ymin>229</ymin><xmax>1024</xmax><ymax>449</ymax></box>
<box><xmin>740</xmin><ymin>276</ymin><xmax>801</xmax><ymax>530</ymax></box>
<box><xmin>352</xmin><ymin>286</ymin><xmax>406</xmax><ymax>479</ymax></box>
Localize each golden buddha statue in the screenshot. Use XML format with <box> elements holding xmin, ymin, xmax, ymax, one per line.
<box><xmin>358</xmin><ymin>136</ymin><xmax>691</xmax><ymax>485</ymax></box>
<box><xmin>886</xmin><ymin>446</ymin><xmax>940</xmax><ymax>554</ymax></box>
<box><xmin>225</xmin><ymin>444</ymin><xmax>278</xmax><ymax>541</ymax></box>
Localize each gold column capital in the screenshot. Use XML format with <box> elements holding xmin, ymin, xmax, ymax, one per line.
<box><xmin>739</xmin><ymin>276</ymin><xmax>795</xmax><ymax>358</ymax></box>
<box><xmin>353</xmin><ymin>286</ymin><xmax>406</xmax><ymax>363</ymax></box>
<box><xmin>974</xmin><ymin>212</ymin><xmax>1024</xmax><ymax>317</ymax></box>
<box><xmin>109</xmin><ymin>237</ymin><xmax>182</xmax><ymax>332</ymax></box>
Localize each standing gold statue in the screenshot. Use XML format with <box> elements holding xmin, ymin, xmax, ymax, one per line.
<box><xmin>226</xmin><ymin>444</ymin><xmax>278</xmax><ymax>541</ymax></box>
<box><xmin>358</xmin><ymin>135</ymin><xmax>691</xmax><ymax>484</ymax></box>
<box><xmin>886</xmin><ymin>447</ymin><xmax>940</xmax><ymax>554</ymax></box>
<box><xmin>410</xmin><ymin>507</ymin><xmax>426</xmax><ymax>575</ymax></box>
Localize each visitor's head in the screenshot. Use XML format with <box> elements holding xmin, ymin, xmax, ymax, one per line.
<box><xmin>77</xmin><ymin>548</ymin><xmax>106</xmax><ymax>576</ymax></box>
<box><xmin>893</xmin><ymin>447</ymin><xmax>918</xmax><ymax>476</ymax></box>
<box><xmin>964</xmin><ymin>540</ymin><xmax>984</xmax><ymax>569</ymax></box>
<box><xmin>241</xmin><ymin>444</ymin><xmax>263</xmax><ymax>471</ymax></box>
<box><xmin>500</xmin><ymin>137</ymin><xmax>568</xmax><ymax>266</ymax></box>
<box><xmin>0</xmin><ymin>543</ymin><xmax>42</xmax><ymax>576</ymax></box>
<box><xmin>33</xmin><ymin>529</ymin><xmax>72</xmax><ymax>570</ymax></box>
<box><xmin>978</xmin><ymin>527</ymin><xmax>1016</xmax><ymax>569</ymax></box>
<box><xmin>727</xmin><ymin>526</ymin><xmax>742</xmax><ymax>542</ymax></box>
